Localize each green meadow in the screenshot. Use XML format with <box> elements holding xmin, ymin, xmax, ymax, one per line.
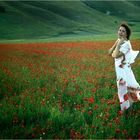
<box><xmin>0</xmin><ymin>1</ymin><xmax>140</xmax><ymax>42</ymax></box>
<box><xmin>0</xmin><ymin>40</ymin><xmax>140</xmax><ymax>139</ymax></box>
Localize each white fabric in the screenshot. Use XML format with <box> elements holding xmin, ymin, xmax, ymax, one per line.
<box><xmin>128</xmin><ymin>50</ymin><xmax>139</xmax><ymax>64</ymax></box>
<box><xmin>115</xmin><ymin>40</ymin><xmax>140</xmax><ymax>88</ymax></box>
<box><xmin>119</xmin><ymin>41</ymin><xmax>130</xmax><ymax>54</ymax></box>
<box><xmin>119</xmin><ymin>40</ymin><xmax>139</xmax><ymax>64</ymax></box>
<box><xmin>114</xmin><ymin>40</ymin><xmax>140</xmax><ymax>110</ymax></box>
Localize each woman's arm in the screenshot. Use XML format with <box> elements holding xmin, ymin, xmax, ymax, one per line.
<box><xmin>112</xmin><ymin>38</ymin><xmax>124</xmax><ymax>58</ymax></box>
<box><xmin>108</xmin><ymin>39</ymin><xmax>119</xmax><ymax>55</ymax></box>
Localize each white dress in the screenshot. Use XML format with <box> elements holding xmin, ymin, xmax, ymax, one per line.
<box><xmin>115</xmin><ymin>40</ymin><xmax>140</xmax><ymax>110</ymax></box>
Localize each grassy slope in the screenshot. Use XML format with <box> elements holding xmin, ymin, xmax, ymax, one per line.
<box><xmin>0</xmin><ymin>1</ymin><xmax>140</xmax><ymax>42</ymax></box>
<box><xmin>84</xmin><ymin>1</ymin><xmax>140</xmax><ymax>32</ymax></box>
<box><xmin>84</xmin><ymin>1</ymin><xmax>140</xmax><ymax>21</ymax></box>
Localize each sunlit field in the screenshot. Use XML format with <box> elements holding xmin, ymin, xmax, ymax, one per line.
<box><xmin>0</xmin><ymin>40</ymin><xmax>140</xmax><ymax>139</ymax></box>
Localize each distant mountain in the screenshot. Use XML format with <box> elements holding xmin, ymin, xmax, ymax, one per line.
<box><xmin>0</xmin><ymin>1</ymin><xmax>140</xmax><ymax>40</ymax></box>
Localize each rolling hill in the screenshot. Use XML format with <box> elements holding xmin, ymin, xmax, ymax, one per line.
<box><xmin>0</xmin><ymin>1</ymin><xmax>140</xmax><ymax>41</ymax></box>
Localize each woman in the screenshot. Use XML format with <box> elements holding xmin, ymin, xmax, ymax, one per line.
<box><xmin>109</xmin><ymin>23</ymin><xmax>140</xmax><ymax>111</ymax></box>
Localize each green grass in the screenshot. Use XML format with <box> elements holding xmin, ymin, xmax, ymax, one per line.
<box><xmin>0</xmin><ymin>40</ymin><xmax>140</xmax><ymax>139</ymax></box>
<box><xmin>0</xmin><ymin>32</ymin><xmax>140</xmax><ymax>44</ymax></box>
<box><xmin>1</xmin><ymin>1</ymin><xmax>140</xmax><ymax>40</ymax></box>
<box><xmin>83</xmin><ymin>1</ymin><xmax>140</xmax><ymax>21</ymax></box>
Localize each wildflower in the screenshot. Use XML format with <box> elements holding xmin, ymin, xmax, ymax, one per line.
<box><xmin>138</xmin><ymin>132</ymin><xmax>140</xmax><ymax>138</ymax></box>
<box><xmin>111</xmin><ymin>101</ymin><xmax>115</xmax><ymax>105</ymax></box>
<box><xmin>106</xmin><ymin>113</ymin><xmax>110</xmax><ymax>117</ymax></box>
<box><xmin>75</xmin><ymin>131</ymin><xmax>81</xmax><ymax>139</ymax></box>
<box><xmin>88</xmin><ymin>110</ymin><xmax>92</xmax><ymax>115</ymax></box>
<box><xmin>124</xmin><ymin>94</ymin><xmax>128</xmax><ymax>101</ymax></box>
<box><xmin>88</xmin><ymin>97</ymin><xmax>94</xmax><ymax>104</ymax></box>
<box><xmin>118</xmin><ymin>110</ymin><xmax>123</xmax><ymax>116</ymax></box>
<box><xmin>123</xmin><ymin>106</ymin><xmax>127</xmax><ymax>111</ymax></box>
<box><xmin>115</xmin><ymin>129</ymin><xmax>120</xmax><ymax>133</ymax></box>
<box><xmin>33</xmin><ymin>127</ymin><xmax>37</xmax><ymax>132</ymax></box>
<box><xmin>123</xmin><ymin>129</ymin><xmax>128</xmax><ymax>135</ymax></box>
<box><xmin>114</xmin><ymin>117</ymin><xmax>120</xmax><ymax>124</ymax></box>
<box><xmin>32</xmin><ymin>133</ymin><xmax>36</xmax><ymax>138</ymax></box>
<box><xmin>91</xmin><ymin>88</ymin><xmax>96</xmax><ymax>94</ymax></box>
<box><xmin>102</xmin><ymin>122</ymin><xmax>105</xmax><ymax>126</ymax></box>
<box><xmin>71</xmin><ymin>128</ymin><xmax>75</xmax><ymax>139</ymax></box>
<box><xmin>92</xmin><ymin>125</ymin><xmax>95</xmax><ymax>129</ymax></box>
<box><xmin>108</xmin><ymin>122</ymin><xmax>112</xmax><ymax>128</ymax></box>
<box><xmin>76</xmin><ymin>104</ymin><xmax>81</xmax><ymax>110</ymax></box>
<box><xmin>40</xmin><ymin>128</ymin><xmax>44</xmax><ymax>134</ymax></box>
<box><xmin>73</xmin><ymin>79</ymin><xmax>76</xmax><ymax>83</ymax></box>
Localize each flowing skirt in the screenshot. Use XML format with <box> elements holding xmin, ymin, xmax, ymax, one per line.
<box><xmin>115</xmin><ymin>61</ymin><xmax>140</xmax><ymax>110</ymax></box>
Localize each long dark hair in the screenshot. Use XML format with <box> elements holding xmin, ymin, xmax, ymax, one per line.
<box><xmin>120</xmin><ymin>22</ymin><xmax>131</xmax><ymax>40</ymax></box>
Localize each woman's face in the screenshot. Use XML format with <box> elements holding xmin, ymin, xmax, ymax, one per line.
<box><xmin>118</xmin><ymin>26</ymin><xmax>127</xmax><ymax>39</ymax></box>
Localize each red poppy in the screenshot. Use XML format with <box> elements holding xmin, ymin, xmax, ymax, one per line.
<box><xmin>123</xmin><ymin>106</ymin><xmax>127</xmax><ymax>111</ymax></box>
<box><xmin>109</xmin><ymin>122</ymin><xmax>112</xmax><ymax>128</ymax></box>
<box><xmin>118</xmin><ymin>110</ymin><xmax>123</xmax><ymax>116</ymax></box>
<box><xmin>88</xmin><ymin>110</ymin><xmax>93</xmax><ymax>115</ymax></box>
<box><xmin>92</xmin><ymin>125</ymin><xmax>95</xmax><ymax>129</ymax></box>
<box><xmin>88</xmin><ymin>97</ymin><xmax>94</xmax><ymax>104</ymax></box>
<box><xmin>76</xmin><ymin>104</ymin><xmax>81</xmax><ymax>110</ymax></box>
<box><xmin>124</xmin><ymin>94</ymin><xmax>128</xmax><ymax>101</ymax></box>
<box><xmin>40</xmin><ymin>128</ymin><xmax>44</xmax><ymax>134</ymax></box>
<box><xmin>115</xmin><ymin>129</ymin><xmax>120</xmax><ymax>133</ymax></box>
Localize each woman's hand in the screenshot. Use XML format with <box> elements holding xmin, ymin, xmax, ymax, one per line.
<box><xmin>111</xmin><ymin>38</ymin><xmax>124</xmax><ymax>58</ymax></box>
<box><xmin>108</xmin><ymin>39</ymin><xmax>119</xmax><ymax>55</ymax></box>
<box><xmin>117</xmin><ymin>37</ymin><xmax>125</xmax><ymax>46</ymax></box>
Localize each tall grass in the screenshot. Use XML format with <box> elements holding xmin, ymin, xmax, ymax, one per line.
<box><xmin>0</xmin><ymin>40</ymin><xmax>140</xmax><ymax>139</ymax></box>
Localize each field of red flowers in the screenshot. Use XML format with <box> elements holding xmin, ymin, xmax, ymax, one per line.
<box><xmin>0</xmin><ymin>40</ymin><xmax>140</xmax><ymax>139</ymax></box>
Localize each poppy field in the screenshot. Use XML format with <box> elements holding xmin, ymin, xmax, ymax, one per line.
<box><xmin>0</xmin><ymin>40</ymin><xmax>140</xmax><ymax>139</ymax></box>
